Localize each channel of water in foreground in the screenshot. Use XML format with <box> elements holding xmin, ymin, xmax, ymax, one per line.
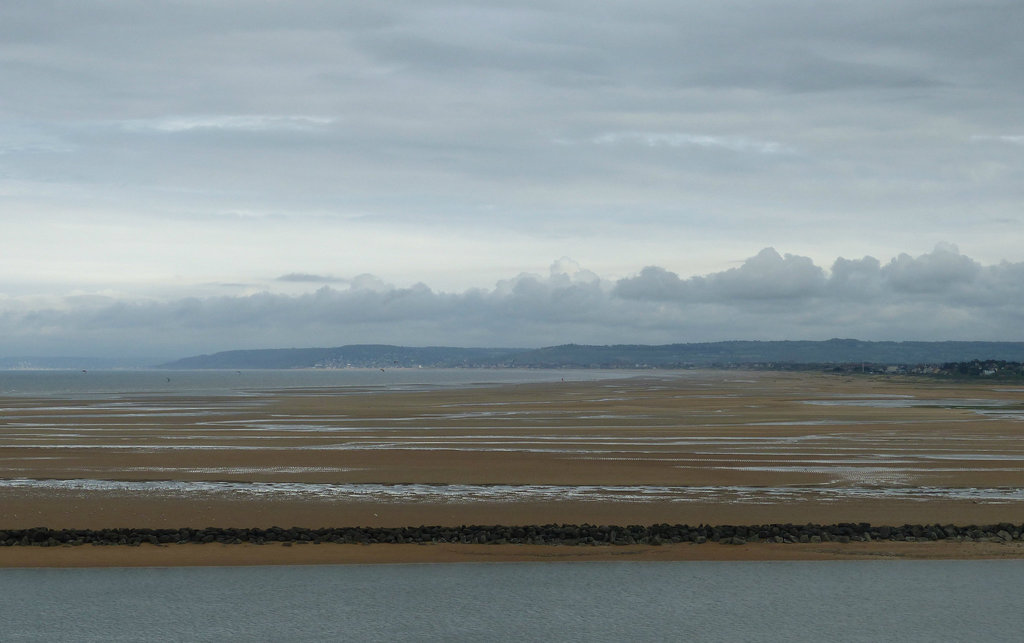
<box><xmin>1</xmin><ymin>560</ymin><xmax>1020</xmax><ymax>642</ymax></box>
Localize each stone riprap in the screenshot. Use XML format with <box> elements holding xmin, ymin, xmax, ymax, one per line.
<box><xmin>2</xmin><ymin>523</ymin><xmax>1023</xmax><ymax>547</ymax></box>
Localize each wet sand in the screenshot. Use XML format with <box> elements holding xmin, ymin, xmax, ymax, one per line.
<box><xmin>3</xmin><ymin>370</ymin><xmax>1024</xmax><ymax>564</ymax></box>
<box><xmin>4</xmin><ymin>540</ymin><xmax>1024</xmax><ymax>568</ymax></box>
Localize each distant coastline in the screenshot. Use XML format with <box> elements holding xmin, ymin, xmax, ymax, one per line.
<box><xmin>9</xmin><ymin>339</ymin><xmax>1024</xmax><ymax>374</ymax></box>
<box><xmin>154</xmin><ymin>339</ymin><xmax>1024</xmax><ymax>372</ymax></box>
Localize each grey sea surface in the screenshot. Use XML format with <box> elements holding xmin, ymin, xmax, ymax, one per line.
<box><xmin>0</xmin><ymin>368</ymin><xmax>646</xmax><ymax>398</ymax></box>
<box><xmin>1</xmin><ymin>561</ymin><xmax>1021</xmax><ymax>642</ymax></box>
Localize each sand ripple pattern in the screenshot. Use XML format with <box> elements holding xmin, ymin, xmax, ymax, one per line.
<box><xmin>2</xmin><ymin>372</ymin><xmax>1024</xmax><ymax>506</ymax></box>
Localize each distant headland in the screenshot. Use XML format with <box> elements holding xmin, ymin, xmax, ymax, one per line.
<box><xmin>156</xmin><ymin>339</ymin><xmax>1024</xmax><ymax>374</ymax></box>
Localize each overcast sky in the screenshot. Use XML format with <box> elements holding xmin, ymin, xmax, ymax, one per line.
<box><xmin>2</xmin><ymin>1</ymin><xmax>1022</xmax><ymax>358</ymax></box>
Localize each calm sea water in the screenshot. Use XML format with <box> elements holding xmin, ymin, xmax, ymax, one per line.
<box><xmin>0</xmin><ymin>368</ymin><xmax>644</xmax><ymax>398</ymax></box>
<box><xmin>1</xmin><ymin>561</ymin><xmax>1021</xmax><ymax>642</ymax></box>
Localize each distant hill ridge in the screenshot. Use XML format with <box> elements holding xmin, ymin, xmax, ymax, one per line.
<box><xmin>160</xmin><ymin>345</ymin><xmax>519</xmax><ymax>370</ymax></box>
<box><xmin>159</xmin><ymin>340</ymin><xmax>1024</xmax><ymax>370</ymax></box>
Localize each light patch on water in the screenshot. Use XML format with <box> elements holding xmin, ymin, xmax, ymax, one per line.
<box><xmin>0</xmin><ymin>433</ymin><xmax>94</xmax><ymax>439</ymax></box>
<box><xmin>703</xmin><ymin>466</ymin><xmax>895</xmax><ymax>486</ymax></box>
<box><xmin>4</xmin><ymin>478</ymin><xmax>1024</xmax><ymax>505</ymax></box>
<box><xmin>673</xmin><ymin>394</ymin><xmax>740</xmax><ymax>399</ymax></box>
<box><xmin>743</xmin><ymin>420</ymin><xmax>857</xmax><ymax>426</ymax></box>
<box><xmin>434</xmin><ymin>401</ymin><xmax>554</xmax><ymax>407</ymax></box>
<box><xmin>0</xmin><ymin>444</ymin><xmax>288</xmax><ymax>451</ymax></box>
<box><xmin>819</xmin><ymin>393</ymin><xmax>915</xmax><ymax>398</ymax></box>
<box><xmin>121</xmin><ymin>466</ymin><xmax>364</xmax><ymax>474</ymax></box>
<box><xmin>419</xmin><ymin>410</ymin><xmax>567</xmax><ymax>420</ymax></box>
<box><xmin>918</xmin><ymin>453</ymin><xmax>1024</xmax><ymax>461</ymax></box>
<box><xmin>4</xmin><ymin>403</ymin><xmax>241</xmax><ymax>414</ymax></box>
<box><xmin>802</xmin><ymin>398</ymin><xmax>1014</xmax><ymax>409</ymax></box>
<box><xmin>973</xmin><ymin>410</ymin><xmax>1024</xmax><ymax>420</ymax></box>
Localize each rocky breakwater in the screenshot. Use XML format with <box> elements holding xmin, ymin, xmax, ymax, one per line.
<box><xmin>2</xmin><ymin>523</ymin><xmax>1024</xmax><ymax>547</ymax></box>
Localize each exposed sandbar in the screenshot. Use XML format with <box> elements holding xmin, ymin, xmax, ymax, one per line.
<box><xmin>3</xmin><ymin>370</ymin><xmax>1024</xmax><ymax>564</ymax></box>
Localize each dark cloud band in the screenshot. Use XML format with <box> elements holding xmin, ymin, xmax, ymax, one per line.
<box><xmin>2</xmin><ymin>246</ymin><xmax>1021</xmax><ymax>359</ymax></box>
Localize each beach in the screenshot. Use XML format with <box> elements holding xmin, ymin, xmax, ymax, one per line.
<box><xmin>2</xmin><ymin>370</ymin><xmax>1024</xmax><ymax>565</ymax></box>
<box><xmin>5</xmin><ymin>540</ymin><xmax>1024</xmax><ymax>568</ymax></box>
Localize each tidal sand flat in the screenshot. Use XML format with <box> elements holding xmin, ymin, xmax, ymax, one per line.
<box><xmin>2</xmin><ymin>370</ymin><xmax>1024</xmax><ymax>564</ymax></box>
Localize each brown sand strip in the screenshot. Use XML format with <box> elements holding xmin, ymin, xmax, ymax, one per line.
<box><xmin>4</xmin><ymin>493</ymin><xmax>1024</xmax><ymax>530</ymax></box>
<box><xmin>3</xmin><ymin>540</ymin><xmax>1024</xmax><ymax>568</ymax></box>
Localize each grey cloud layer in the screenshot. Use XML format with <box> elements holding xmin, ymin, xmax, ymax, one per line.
<box><xmin>3</xmin><ymin>247</ymin><xmax>1021</xmax><ymax>359</ymax></box>
<box><xmin>2</xmin><ymin>1</ymin><xmax>1022</xmax><ymax>241</ymax></box>
<box><xmin>2</xmin><ymin>1</ymin><xmax>1022</xmax><ymax>345</ymax></box>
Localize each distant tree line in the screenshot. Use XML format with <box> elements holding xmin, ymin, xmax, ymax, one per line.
<box><xmin>826</xmin><ymin>359</ymin><xmax>1024</xmax><ymax>379</ymax></box>
<box><xmin>935</xmin><ymin>359</ymin><xmax>1024</xmax><ymax>379</ymax></box>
